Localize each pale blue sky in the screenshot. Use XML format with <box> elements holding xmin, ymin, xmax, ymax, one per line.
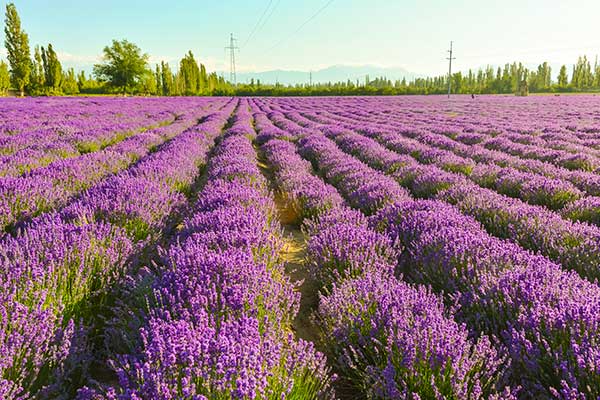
<box><xmin>2</xmin><ymin>0</ymin><xmax>600</xmax><ymax>75</ymax></box>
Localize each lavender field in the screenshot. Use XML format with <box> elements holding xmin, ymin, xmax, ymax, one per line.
<box><xmin>3</xmin><ymin>95</ymin><xmax>600</xmax><ymax>399</ymax></box>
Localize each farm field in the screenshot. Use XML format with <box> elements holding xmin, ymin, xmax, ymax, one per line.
<box><xmin>3</xmin><ymin>95</ymin><xmax>600</xmax><ymax>399</ymax></box>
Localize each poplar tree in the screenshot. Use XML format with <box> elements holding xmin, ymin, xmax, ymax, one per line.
<box><xmin>179</xmin><ymin>51</ymin><xmax>201</xmax><ymax>95</ymax></box>
<box><xmin>199</xmin><ymin>63</ymin><xmax>208</xmax><ymax>94</ymax></box>
<box><xmin>41</xmin><ymin>44</ymin><xmax>63</xmax><ymax>93</ymax></box>
<box><xmin>155</xmin><ymin>64</ymin><xmax>161</xmax><ymax>93</ymax></box>
<box><xmin>77</xmin><ymin>70</ymin><xmax>86</xmax><ymax>91</ymax></box>
<box><xmin>160</xmin><ymin>61</ymin><xmax>174</xmax><ymax>96</ymax></box>
<box><xmin>0</xmin><ymin>61</ymin><xmax>10</xmax><ymax>94</ymax></box>
<box><xmin>4</xmin><ymin>2</ymin><xmax>31</xmax><ymax>96</ymax></box>
<box><xmin>594</xmin><ymin>57</ymin><xmax>600</xmax><ymax>88</ymax></box>
<box><xmin>29</xmin><ymin>46</ymin><xmax>45</xmax><ymax>94</ymax></box>
<box><xmin>558</xmin><ymin>65</ymin><xmax>569</xmax><ymax>87</ymax></box>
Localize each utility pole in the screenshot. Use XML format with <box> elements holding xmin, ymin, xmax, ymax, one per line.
<box><xmin>309</xmin><ymin>70</ymin><xmax>312</xmax><ymax>87</ymax></box>
<box><xmin>447</xmin><ymin>41</ymin><xmax>455</xmax><ymax>98</ymax></box>
<box><xmin>225</xmin><ymin>33</ymin><xmax>239</xmax><ymax>85</ymax></box>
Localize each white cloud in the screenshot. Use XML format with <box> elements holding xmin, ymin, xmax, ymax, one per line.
<box><xmin>57</xmin><ymin>51</ymin><xmax>101</xmax><ymax>65</ymax></box>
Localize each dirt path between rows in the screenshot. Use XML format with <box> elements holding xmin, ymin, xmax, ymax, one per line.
<box><xmin>255</xmin><ymin>152</ymin><xmax>322</xmax><ymax>345</ymax></box>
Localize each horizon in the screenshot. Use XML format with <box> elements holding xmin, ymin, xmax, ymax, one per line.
<box><xmin>2</xmin><ymin>0</ymin><xmax>600</xmax><ymax>81</ymax></box>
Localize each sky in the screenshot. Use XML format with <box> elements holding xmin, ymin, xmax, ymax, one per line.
<box><xmin>2</xmin><ymin>0</ymin><xmax>600</xmax><ymax>76</ymax></box>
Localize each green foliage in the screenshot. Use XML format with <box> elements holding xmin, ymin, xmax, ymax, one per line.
<box><xmin>0</xmin><ymin>60</ymin><xmax>10</xmax><ymax>94</ymax></box>
<box><xmin>154</xmin><ymin>63</ymin><xmax>161</xmax><ymax>93</ymax></box>
<box><xmin>177</xmin><ymin>51</ymin><xmax>209</xmax><ymax>95</ymax></box>
<box><xmin>563</xmin><ymin>204</ymin><xmax>600</xmax><ymax>226</ymax></box>
<box><xmin>558</xmin><ymin>65</ymin><xmax>569</xmax><ymax>87</ymax></box>
<box><xmin>137</xmin><ymin>70</ymin><xmax>157</xmax><ymax>95</ymax></box>
<box><xmin>28</xmin><ymin>46</ymin><xmax>45</xmax><ymax>94</ymax></box>
<box><xmin>41</xmin><ymin>44</ymin><xmax>62</xmax><ymax>93</ymax></box>
<box><xmin>61</xmin><ymin>67</ymin><xmax>79</xmax><ymax>95</ymax></box>
<box><xmin>4</xmin><ymin>2</ymin><xmax>31</xmax><ymax>96</ymax></box>
<box><xmin>93</xmin><ymin>39</ymin><xmax>150</xmax><ymax>93</ymax></box>
<box><xmin>571</xmin><ymin>56</ymin><xmax>594</xmax><ymax>90</ymax></box>
<box><xmin>179</xmin><ymin>50</ymin><xmax>201</xmax><ymax>95</ymax></box>
<box><xmin>77</xmin><ymin>70</ymin><xmax>104</xmax><ymax>94</ymax></box>
<box><xmin>160</xmin><ymin>61</ymin><xmax>174</xmax><ymax>95</ymax></box>
<box><xmin>232</xmin><ymin>57</ymin><xmax>598</xmax><ymax>96</ymax></box>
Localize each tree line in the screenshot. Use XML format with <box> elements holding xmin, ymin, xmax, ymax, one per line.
<box><xmin>0</xmin><ymin>3</ymin><xmax>232</xmax><ymax>96</ymax></box>
<box><xmin>234</xmin><ymin>58</ymin><xmax>600</xmax><ymax>96</ymax></box>
<box><xmin>2</xmin><ymin>2</ymin><xmax>600</xmax><ymax>97</ymax></box>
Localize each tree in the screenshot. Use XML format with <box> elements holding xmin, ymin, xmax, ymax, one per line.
<box><xmin>557</xmin><ymin>65</ymin><xmax>569</xmax><ymax>88</ymax></box>
<box><xmin>137</xmin><ymin>70</ymin><xmax>157</xmax><ymax>95</ymax></box>
<box><xmin>61</xmin><ymin>68</ymin><xmax>79</xmax><ymax>94</ymax></box>
<box><xmin>77</xmin><ymin>70</ymin><xmax>86</xmax><ymax>91</ymax></box>
<box><xmin>29</xmin><ymin>46</ymin><xmax>45</xmax><ymax>94</ymax></box>
<box><xmin>41</xmin><ymin>44</ymin><xmax>62</xmax><ymax>93</ymax></box>
<box><xmin>154</xmin><ymin>64</ymin><xmax>161</xmax><ymax>93</ymax></box>
<box><xmin>571</xmin><ymin>56</ymin><xmax>593</xmax><ymax>89</ymax></box>
<box><xmin>594</xmin><ymin>57</ymin><xmax>600</xmax><ymax>88</ymax></box>
<box><xmin>199</xmin><ymin>63</ymin><xmax>208</xmax><ymax>94</ymax></box>
<box><xmin>4</xmin><ymin>3</ymin><xmax>31</xmax><ymax>96</ymax></box>
<box><xmin>0</xmin><ymin>61</ymin><xmax>10</xmax><ymax>94</ymax></box>
<box><xmin>76</xmin><ymin>70</ymin><xmax>102</xmax><ymax>93</ymax></box>
<box><xmin>160</xmin><ymin>61</ymin><xmax>174</xmax><ymax>95</ymax></box>
<box><xmin>178</xmin><ymin>51</ymin><xmax>201</xmax><ymax>95</ymax></box>
<box><xmin>93</xmin><ymin>39</ymin><xmax>149</xmax><ymax>93</ymax></box>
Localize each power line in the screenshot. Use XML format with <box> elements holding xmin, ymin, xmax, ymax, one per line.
<box><xmin>447</xmin><ymin>41</ymin><xmax>455</xmax><ymax>98</ymax></box>
<box><xmin>241</xmin><ymin>0</ymin><xmax>274</xmax><ymax>49</ymax></box>
<box><xmin>266</xmin><ymin>0</ymin><xmax>335</xmax><ymax>54</ymax></box>
<box><xmin>225</xmin><ymin>33</ymin><xmax>239</xmax><ymax>85</ymax></box>
<box><xmin>256</xmin><ymin>0</ymin><xmax>282</xmax><ymax>40</ymax></box>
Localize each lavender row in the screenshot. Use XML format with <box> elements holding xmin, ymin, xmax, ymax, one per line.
<box><xmin>0</xmin><ymin>113</ymin><xmax>180</xmax><ymax>178</ymax></box>
<box><xmin>316</xmin><ymin>102</ymin><xmax>600</xmax><ymax>199</ymax></box>
<box><xmin>0</xmin><ymin>104</ymin><xmax>234</xmax><ymax>399</ymax></box>
<box><xmin>256</xmin><ymin>127</ymin><xmax>510</xmax><ymax>398</ymax></box>
<box><xmin>278</xmin><ymin>95</ymin><xmax>600</xmax><ymax>150</ymax></box>
<box><xmin>83</xmin><ymin>117</ymin><xmax>334</xmax><ymax>399</ymax></box>
<box><xmin>329</xmin><ymin>108</ymin><xmax>600</xmax><ymax>226</ymax></box>
<box><xmin>331</xmin><ymin>99</ymin><xmax>600</xmax><ymax>162</ymax></box>
<box><xmin>371</xmin><ymin>199</ymin><xmax>600</xmax><ymax>399</ymax></box>
<box><xmin>353</xmin><ymin>127</ymin><xmax>600</xmax><ymax>279</ymax></box>
<box><xmin>293</xmin><ymin>103</ymin><xmax>600</xmax><ymax>228</ymax></box>
<box><xmin>480</xmin><ymin>134</ymin><xmax>600</xmax><ymax>172</ymax></box>
<box><xmin>0</xmin><ymin>111</ymin><xmax>183</xmax><ymax>179</ymax></box>
<box><xmin>307</xmin><ymin>207</ymin><xmax>510</xmax><ymax>399</ymax></box>
<box><xmin>256</xmin><ymin>133</ymin><xmax>343</xmax><ymax>222</ymax></box>
<box><xmin>296</xmin><ymin>131</ymin><xmax>410</xmax><ymax>215</ymax></box>
<box><xmin>287</xmin><ymin>98</ymin><xmax>600</xmax><ymax>200</ymax></box>
<box><xmin>0</xmin><ymin>103</ymin><xmax>224</xmax><ymax>232</ymax></box>
<box><xmin>305</xmin><ymin>121</ymin><xmax>600</xmax><ymax>282</ymax></box>
<box><xmin>284</xmin><ymin>120</ymin><xmax>600</xmax><ymax>397</ymax></box>
<box><xmin>369</xmin><ymin>128</ymin><xmax>585</xmax><ymax>211</ymax></box>
<box><xmin>0</xmin><ymin>97</ymin><xmax>217</xmax><ymax>154</ymax></box>
<box><xmin>0</xmin><ymin>141</ymin><xmax>80</xmax><ymax>177</ymax></box>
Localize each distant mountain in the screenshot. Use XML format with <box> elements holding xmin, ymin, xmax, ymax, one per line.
<box><xmin>226</xmin><ymin>64</ymin><xmax>421</xmax><ymax>85</ymax></box>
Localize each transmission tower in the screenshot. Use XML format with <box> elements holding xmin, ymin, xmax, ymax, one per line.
<box><xmin>447</xmin><ymin>41</ymin><xmax>456</xmax><ymax>98</ymax></box>
<box><xmin>225</xmin><ymin>33</ymin><xmax>239</xmax><ymax>85</ymax></box>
